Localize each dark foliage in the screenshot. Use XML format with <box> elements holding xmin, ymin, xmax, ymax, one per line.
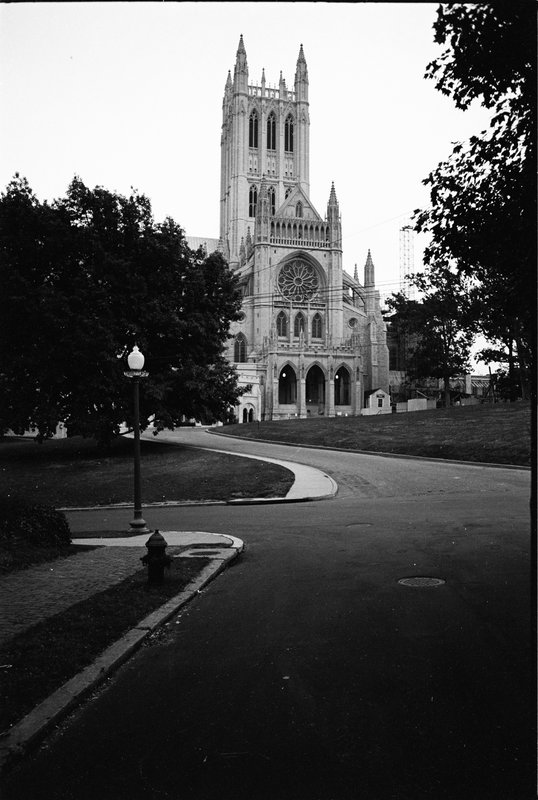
<box><xmin>413</xmin><ymin>3</ymin><xmax>536</xmax><ymax>398</ymax></box>
<box><xmin>0</xmin><ymin>496</ymin><xmax>71</xmax><ymax>548</ymax></box>
<box><xmin>0</xmin><ymin>176</ymin><xmax>245</xmax><ymax>444</ymax></box>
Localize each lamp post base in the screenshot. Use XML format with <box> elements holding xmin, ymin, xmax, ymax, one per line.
<box><xmin>129</xmin><ymin>516</ymin><xmax>150</xmax><ymax>534</ymax></box>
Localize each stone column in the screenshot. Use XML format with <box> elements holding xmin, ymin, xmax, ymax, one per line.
<box><xmin>327</xmin><ymin>375</ymin><xmax>335</xmax><ymax>417</ymax></box>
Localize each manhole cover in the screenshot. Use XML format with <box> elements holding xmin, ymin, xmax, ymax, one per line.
<box><xmin>398</xmin><ymin>577</ymin><xmax>446</xmax><ymax>587</ymax></box>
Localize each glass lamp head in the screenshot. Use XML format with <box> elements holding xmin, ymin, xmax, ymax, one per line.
<box><xmin>128</xmin><ymin>346</ymin><xmax>145</xmax><ymax>371</ymax></box>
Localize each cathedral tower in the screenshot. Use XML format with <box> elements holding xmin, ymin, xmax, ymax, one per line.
<box><xmin>218</xmin><ymin>37</ymin><xmax>389</xmax><ymax>422</ymax></box>
<box><xmin>220</xmin><ymin>36</ymin><xmax>311</xmax><ymax>266</ymax></box>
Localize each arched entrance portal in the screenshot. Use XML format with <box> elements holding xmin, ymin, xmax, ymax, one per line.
<box><xmin>335</xmin><ymin>366</ymin><xmax>351</xmax><ymax>405</ymax></box>
<box><xmin>305</xmin><ymin>365</ymin><xmax>326</xmax><ymax>415</ymax></box>
<box><xmin>278</xmin><ymin>366</ymin><xmax>297</xmax><ymax>405</ymax></box>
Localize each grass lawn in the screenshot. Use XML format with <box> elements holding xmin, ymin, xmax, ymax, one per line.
<box><xmin>0</xmin><ymin>555</ymin><xmax>210</xmax><ymax>734</ymax></box>
<box><xmin>0</xmin><ymin>433</ymin><xmax>291</xmax><ymax>737</ymax></box>
<box><xmin>223</xmin><ymin>402</ymin><xmax>531</xmax><ymax>466</ymax></box>
<box><xmin>0</xmin><ymin>434</ymin><xmax>295</xmax><ymax>508</ymax></box>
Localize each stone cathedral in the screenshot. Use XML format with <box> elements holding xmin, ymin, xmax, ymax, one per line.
<box><xmin>198</xmin><ymin>36</ymin><xmax>389</xmax><ymax>422</ymax></box>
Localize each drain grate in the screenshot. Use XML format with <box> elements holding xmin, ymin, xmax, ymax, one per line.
<box><xmin>398</xmin><ymin>577</ymin><xmax>446</xmax><ymax>587</ymax></box>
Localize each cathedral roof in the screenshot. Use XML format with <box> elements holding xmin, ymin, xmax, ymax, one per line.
<box><xmin>274</xmin><ymin>184</ymin><xmax>322</xmax><ymax>221</ymax></box>
<box><xmin>186</xmin><ymin>236</ymin><xmax>220</xmax><ymax>255</ymax></box>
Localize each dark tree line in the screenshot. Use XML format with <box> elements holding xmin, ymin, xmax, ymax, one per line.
<box><xmin>0</xmin><ymin>175</ymin><xmax>245</xmax><ymax>444</ymax></box>
<box><xmin>392</xmin><ymin>2</ymin><xmax>535</xmax><ymax>402</ymax></box>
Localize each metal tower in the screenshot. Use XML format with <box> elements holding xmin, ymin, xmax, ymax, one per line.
<box><xmin>399</xmin><ymin>225</ymin><xmax>415</xmax><ymax>299</ymax></box>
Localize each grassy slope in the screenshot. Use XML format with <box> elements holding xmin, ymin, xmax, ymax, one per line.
<box><xmin>223</xmin><ymin>403</ymin><xmax>531</xmax><ymax>466</ymax></box>
<box><xmin>0</xmin><ymin>435</ymin><xmax>295</xmax><ymax>507</ymax></box>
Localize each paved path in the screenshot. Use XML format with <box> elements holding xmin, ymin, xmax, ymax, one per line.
<box><xmin>0</xmin><ymin>548</ymin><xmax>145</xmax><ymax>646</ymax></box>
<box><xmin>0</xmin><ymin>532</ymin><xmax>242</xmax><ymax>648</ymax></box>
<box><xmin>1</xmin><ymin>431</ymin><xmax>532</xmax><ymax>799</ymax></box>
<box><xmin>0</xmin><ymin>429</ymin><xmax>328</xmax><ymax>649</ymax></box>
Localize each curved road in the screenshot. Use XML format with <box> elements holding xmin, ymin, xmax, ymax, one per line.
<box><xmin>2</xmin><ymin>431</ymin><xmax>533</xmax><ymax>800</ymax></box>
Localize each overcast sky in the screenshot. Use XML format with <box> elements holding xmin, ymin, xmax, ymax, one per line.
<box><xmin>1</xmin><ymin>2</ymin><xmax>491</xmax><ymax>309</ymax></box>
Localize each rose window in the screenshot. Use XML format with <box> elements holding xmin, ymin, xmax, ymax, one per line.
<box><xmin>277</xmin><ymin>260</ymin><xmax>319</xmax><ymax>302</ymax></box>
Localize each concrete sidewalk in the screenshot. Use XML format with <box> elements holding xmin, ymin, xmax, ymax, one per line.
<box><xmin>0</xmin><ymin>436</ymin><xmax>335</xmax><ymax>770</ymax></box>
<box><xmin>139</xmin><ymin>428</ymin><xmax>338</xmax><ymax>503</ymax></box>
<box><xmin>0</xmin><ymin>530</ymin><xmax>244</xmax><ymax>771</ymax></box>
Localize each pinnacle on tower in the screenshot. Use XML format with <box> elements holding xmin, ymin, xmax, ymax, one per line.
<box><xmin>353</xmin><ymin>263</ymin><xmax>358</xmax><ymax>282</ymax></box>
<box><xmin>234</xmin><ymin>34</ymin><xmax>248</xmax><ymax>83</ymax></box>
<box><xmin>237</xmin><ymin>34</ymin><xmax>246</xmax><ymax>57</ymax></box>
<box><xmin>294</xmin><ymin>43</ymin><xmax>308</xmax><ymax>88</ymax></box>
<box><xmin>364</xmin><ymin>249</ymin><xmax>375</xmax><ymax>287</ymax></box>
<box><xmin>328</xmin><ymin>181</ymin><xmax>338</xmax><ymax>205</ymax></box>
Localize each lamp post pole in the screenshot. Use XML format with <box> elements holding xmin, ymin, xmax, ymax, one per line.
<box><xmin>125</xmin><ymin>346</ymin><xmax>149</xmax><ymax>533</ymax></box>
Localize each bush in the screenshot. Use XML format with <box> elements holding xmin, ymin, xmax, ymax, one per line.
<box><xmin>0</xmin><ymin>496</ymin><xmax>71</xmax><ymax>548</ymax></box>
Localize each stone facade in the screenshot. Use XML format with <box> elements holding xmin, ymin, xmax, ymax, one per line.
<box><xmin>217</xmin><ymin>37</ymin><xmax>389</xmax><ymax>421</ymax></box>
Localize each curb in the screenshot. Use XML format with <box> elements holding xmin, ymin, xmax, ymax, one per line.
<box><xmin>207</xmin><ymin>429</ymin><xmax>531</xmax><ymax>471</ymax></box>
<box><xmin>0</xmin><ymin>548</ymin><xmax>241</xmax><ymax>774</ymax></box>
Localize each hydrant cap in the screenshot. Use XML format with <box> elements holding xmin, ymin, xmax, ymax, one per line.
<box><xmin>145</xmin><ymin>530</ymin><xmax>168</xmax><ymax>548</ymax></box>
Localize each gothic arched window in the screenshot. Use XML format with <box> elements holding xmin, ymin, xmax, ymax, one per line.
<box><xmin>248</xmin><ymin>185</ymin><xmax>258</xmax><ymax>217</ymax></box>
<box><xmin>296</xmin><ymin>201</ymin><xmax>303</xmax><ymax>218</ymax></box>
<box><xmin>267</xmin><ymin>112</ymin><xmax>276</xmax><ymax>150</ymax></box>
<box><xmin>276</xmin><ymin>311</ymin><xmax>288</xmax><ymax>337</ymax></box>
<box><xmin>234</xmin><ymin>333</ymin><xmax>247</xmax><ymax>362</ymax></box>
<box><xmin>294</xmin><ymin>312</ymin><xmax>306</xmax><ymax>338</ymax></box>
<box><xmin>284</xmin><ymin>115</ymin><xmax>294</xmax><ymax>152</ymax></box>
<box><xmin>249</xmin><ymin>110</ymin><xmax>258</xmax><ymax>148</ymax></box>
<box><xmin>268</xmin><ymin>186</ymin><xmax>276</xmax><ymax>216</ymax></box>
<box><xmin>312</xmin><ymin>313</ymin><xmax>323</xmax><ymax>339</ymax></box>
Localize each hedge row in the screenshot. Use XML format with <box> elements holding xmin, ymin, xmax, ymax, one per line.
<box><xmin>0</xmin><ymin>496</ymin><xmax>71</xmax><ymax>548</ymax></box>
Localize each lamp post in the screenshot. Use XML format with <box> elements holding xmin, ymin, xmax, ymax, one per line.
<box><xmin>124</xmin><ymin>346</ymin><xmax>149</xmax><ymax>533</ymax></box>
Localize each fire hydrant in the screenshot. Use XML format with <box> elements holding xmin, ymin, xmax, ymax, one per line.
<box><xmin>141</xmin><ymin>530</ymin><xmax>172</xmax><ymax>585</ymax></box>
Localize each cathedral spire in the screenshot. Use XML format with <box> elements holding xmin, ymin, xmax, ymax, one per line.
<box><xmin>364</xmin><ymin>249</ymin><xmax>375</xmax><ymax>287</ymax></box>
<box><xmin>233</xmin><ymin>34</ymin><xmax>248</xmax><ymax>89</ymax></box>
<box><xmin>296</xmin><ymin>43</ymin><xmax>307</xmax><ymax>75</ymax></box>
<box><xmin>224</xmin><ymin>70</ymin><xmax>232</xmax><ymax>96</ymax></box>
<box><xmin>236</xmin><ymin>34</ymin><xmax>247</xmax><ymax>64</ymax></box>
<box><xmin>327</xmin><ymin>181</ymin><xmax>339</xmax><ymax>222</ymax></box>
<box><xmin>328</xmin><ymin>181</ymin><xmax>338</xmax><ymax>206</ymax></box>
<box><xmin>294</xmin><ymin>43</ymin><xmax>309</xmax><ymax>102</ymax></box>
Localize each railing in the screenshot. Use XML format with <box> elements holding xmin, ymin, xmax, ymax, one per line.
<box><xmin>269</xmin><ymin>236</ymin><xmax>331</xmax><ymax>248</ymax></box>
<box><xmin>248</xmin><ymin>85</ymin><xmax>296</xmax><ymax>101</ymax></box>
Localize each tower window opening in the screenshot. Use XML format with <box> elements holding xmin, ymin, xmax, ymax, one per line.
<box><xmin>276</xmin><ymin>311</ymin><xmax>288</xmax><ymax>337</ymax></box>
<box><xmin>249</xmin><ymin>110</ymin><xmax>258</xmax><ymax>148</ymax></box>
<box><xmin>249</xmin><ymin>185</ymin><xmax>258</xmax><ymax>217</ymax></box>
<box><xmin>267</xmin><ymin>112</ymin><xmax>276</xmax><ymax>150</ymax></box>
<box><xmin>269</xmin><ymin>186</ymin><xmax>276</xmax><ymax>216</ymax></box>
<box><xmin>285</xmin><ymin>115</ymin><xmax>294</xmax><ymax>152</ymax></box>
<box><xmin>296</xmin><ymin>201</ymin><xmax>303</xmax><ymax>218</ymax></box>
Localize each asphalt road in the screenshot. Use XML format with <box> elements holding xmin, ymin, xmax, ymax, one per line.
<box><xmin>2</xmin><ymin>432</ymin><xmax>534</xmax><ymax>800</ymax></box>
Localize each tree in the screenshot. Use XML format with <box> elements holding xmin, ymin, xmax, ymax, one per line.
<box><xmin>387</xmin><ymin>273</ymin><xmax>476</xmax><ymax>407</ymax></box>
<box><xmin>413</xmin><ymin>2</ymin><xmax>536</xmax><ymax>399</ymax></box>
<box><xmin>0</xmin><ymin>175</ymin><xmax>245</xmax><ymax>444</ymax></box>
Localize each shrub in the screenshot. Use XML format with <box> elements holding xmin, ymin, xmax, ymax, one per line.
<box><xmin>0</xmin><ymin>496</ymin><xmax>71</xmax><ymax>548</ymax></box>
